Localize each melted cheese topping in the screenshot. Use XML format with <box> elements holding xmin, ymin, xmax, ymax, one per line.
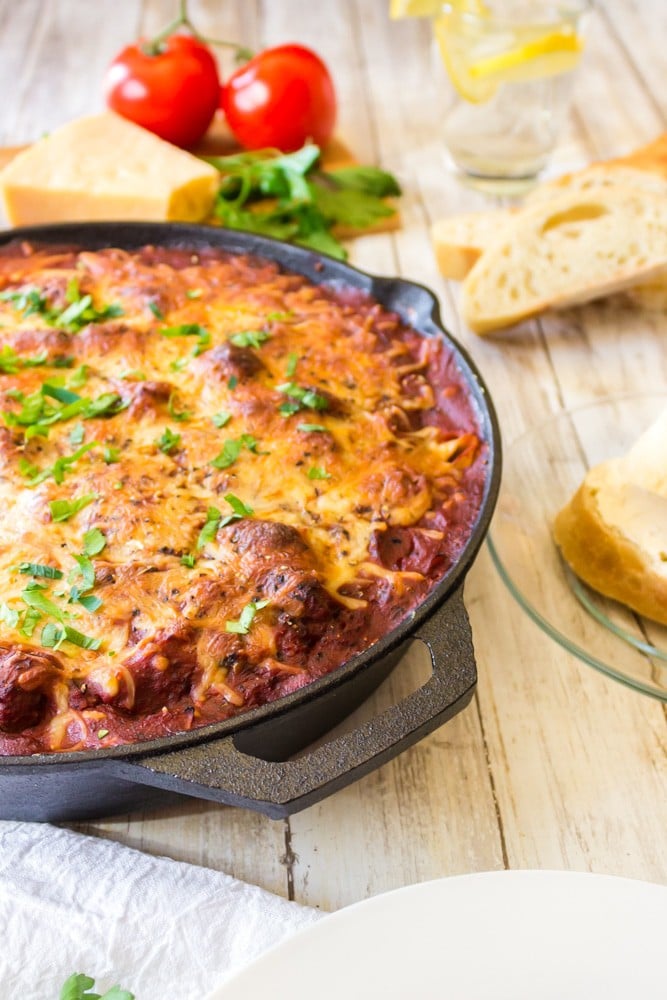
<box><xmin>0</xmin><ymin>243</ymin><xmax>484</xmax><ymax>753</ymax></box>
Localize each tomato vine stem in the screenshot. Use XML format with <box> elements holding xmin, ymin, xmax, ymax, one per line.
<box><xmin>142</xmin><ymin>0</ymin><xmax>253</xmax><ymax>60</ymax></box>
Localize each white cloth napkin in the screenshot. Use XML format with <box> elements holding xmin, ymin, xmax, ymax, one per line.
<box><xmin>0</xmin><ymin>821</ymin><xmax>326</xmax><ymax>1000</ymax></box>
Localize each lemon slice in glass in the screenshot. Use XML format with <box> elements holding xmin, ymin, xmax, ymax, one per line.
<box><xmin>434</xmin><ymin>13</ymin><xmax>584</xmax><ymax>103</ymax></box>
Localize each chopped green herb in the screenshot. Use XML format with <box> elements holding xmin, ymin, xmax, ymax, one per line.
<box><xmin>103</xmin><ymin>445</ymin><xmax>121</xmax><ymax>464</ymax></box>
<box><xmin>69</xmin><ymin>422</ymin><xmax>85</xmax><ymax>446</ymax></box>
<box><xmin>228</xmin><ymin>329</ymin><xmax>270</xmax><ymax>349</ymax></box>
<box><xmin>169</xmin><ymin>355</ymin><xmax>191</xmax><ymax>373</ymax></box>
<box><xmin>19</xmin><ymin>607</ymin><xmax>42</xmax><ymax>638</ymax></box>
<box><xmin>77</xmin><ymin>593</ymin><xmax>103</xmax><ymax>612</ymax></box>
<box><xmin>42</xmin><ymin>382</ymin><xmax>81</xmax><ymax>405</ymax></box>
<box><xmin>148</xmin><ymin>301</ymin><xmax>165</xmax><ymax>320</ymax></box>
<box><xmin>49</xmin><ymin>492</ymin><xmax>97</xmax><ymax>523</ymax></box>
<box><xmin>197</xmin><ymin>506</ymin><xmax>222</xmax><ymax>549</ymax></box>
<box><xmin>210</xmin><ymin>434</ymin><xmax>262</xmax><ymax>470</ymax></box>
<box><xmin>0</xmin><ymin>344</ymin><xmax>48</xmax><ymax>374</ymax></box>
<box><xmin>1</xmin><ymin>281</ymin><xmax>123</xmax><ymax>332</ymax></box>
<box><xmin>70</xmin><ymin>554</ymin><xmax>95</xmax><ymax>591</ymax></box>
<box><xmin>227</xmin><ymin>375</ymin><xmax>238</xmax><ymax>390</ymax></box>
<box><xmin>82</xmin><ymin>528</ymin><xmax>106</xmax><ymax>557</ymax></box>
<box><xmin>53</xmin><ymin>355</ymin><xmax>76</xmax><ymax>368</ymax></box>
<box><xmin>160</xmin><ymin>323</ymin><xmax>210</xmax><ymax>355</ymax></box>
<box><xmin>220</xmin><ymin>492</ymin><xmax>254</xmax><ymax>527</ymax></box>
<box><xmin>180</xmin><ymin>553</ymin><xmax>196</xmax><ymax>568</ymax></box>
<box><xmin>26</xmin><ymin>442</ymin><xmax>99</xmax><ymax>487</ymax></box>
<box><xmin>298</xmin><ymin>423</ymin><xmax>328</xmax><ymax>433</ymax></box>
<box><xmin>167</xmin><ymin>392</ymin><xmax>191</xmax><ymax>422</ymax></box>
<box><xmin>307</xmin><ymin>466</ymin><xmax>331</xmax><ymax>480</ymax></box>
<box><xmin>97</xmin><ymin>729</ymin><xmax>110</xmax><ymax>739</ymax></box>
<box><xmin>267</xmin><ymin>311</ymin><xmax>294</xmax><ymax>322</ymax></box>
<box><xmin>225</xmin><ymin>599</ymin><xmax>270</xmax><ymax>635</ymax></box>
<box><xmin>0</xmin><ymin>602</ymin><xmax>19</xmax><ymax>628</ymax></box>
<box><xmin>40</xmin><ymin>623</ymin><xmax>101</xmax><ymax>651</ymax></box>
<box><xmin>120</xmin><ymin>369</ymin><xmax>146</xmax><ymax>381</ymax></box>
<box><xmin>205</xmin><ymin>144</ymin><xmax>400</xmax><ymax>261</ymax></box>
<box><xmin>186</xmin><ymin>288</ymin><xmax>202</xmax><ymax>299</ymax></box>
<box><xmin>212</xmin><ymin>410</ymin><xmax>231</xmax><ymax>428</ymax></box>
<box><xmin>21</xmin><ymin>586</ymin><xmax>66</xmax><ymax>622</ymax></box>
<box><xmin>277</xmin><ymin>381</ymin><xmax>329</xmax><ymax>416</ymax></box>
<box><xmin>68</xmin><ymin>365</ymin><xmax>89</xmax><ymax>389</ymax></box>
<box><xmin>285</xmin><ymin>352</ymin><xmax>299</xmax><ymax>377</ymax></box>
<box><xmin>157</xmin><ymin>426</ymin><xmax>181</xmax><ymax>454</ymax></box>
<box><xmin>18</xmin><ymin>562</ymin><xmax>64</xmax><ymax>579</ymax></box>
<box><xmin>59</xmin><ymin>972</ymin><xmax>134</xmax><ymax>1000</ymax></box>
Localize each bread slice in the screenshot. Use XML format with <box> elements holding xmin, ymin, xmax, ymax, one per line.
<box><xmin>553</xmin><ymin>407</ymin><xmax>667</xmax><ymax>626</ymax></box>
<box><xmin>461</xmin><ymin>186</ymin><xmax>667</xmax><ymax>334</ymax></box>
<box><xmin>430</xmin><ymin>211</ymin><xmax>511</xmax><ymax>280</ymax></box>
<box><xmin>430</xmin><ymin>132</ymin><xmax>667</xmax><ymax>284</ymax></box>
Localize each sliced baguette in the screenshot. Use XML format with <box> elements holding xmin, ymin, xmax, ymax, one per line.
<box><xmin>461</xmin><ymin>186</ymin><xmax>667</xmax><ymax>334</ymax></box>
<box><xmin>553</xmin><ymin>406</ymin><xmax>667</xmax><ymax>626</ymax></box>
<box><xmin>431</xmin><ymin>167</ymin><xmax>667</xmax><ymax>283</ymax></box>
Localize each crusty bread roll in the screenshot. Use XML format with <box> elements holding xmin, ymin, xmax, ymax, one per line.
<box><xmin>461</xmin><ymin>186</ymin><xmax>667</xmax><ymax>334</ymax></box>
<box><xmin>553</xmin><ymin>406</ymin><xmax>667</xmax><ymax>626</ymax></box>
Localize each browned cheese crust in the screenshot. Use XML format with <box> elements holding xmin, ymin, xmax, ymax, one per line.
<box><xmin>0</xmin><ymin>242</ymin><xmax>488</xmax><ymax>754</ymax></box>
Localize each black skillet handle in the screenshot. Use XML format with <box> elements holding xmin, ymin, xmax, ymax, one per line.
<box><xmin>120</xmin><ymin>586</ymin><xmax>477</xmax><ymax>818</ymax></box>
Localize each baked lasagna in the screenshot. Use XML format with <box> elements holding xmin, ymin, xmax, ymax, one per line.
<box><xmin>0</xmin><ymin>241</ymin><xmax>487</xmax><ymax>754</ymax></box>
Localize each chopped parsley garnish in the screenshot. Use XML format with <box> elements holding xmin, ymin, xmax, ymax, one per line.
<box><xmin>212</xmin><ymin>410</ymin><xmax>231</xmax><ymax>428</ymax></box>
<box><xmin>59</xmin><ymin>972</ymin><xmax>134</xmax><ymax>1000</ymax></box>
<box><xmin>82</xmin><ymin>529</ymin><xmax>106</xmax><ymax>557</ymax></box>
<box><xmin>0</xmin><ymin>344</ymin><xmax>48</xmax><ymax>374</ymax></box>
<box><xmin>167</xmin><ymin>392</ymin><xmax>191</xmax><ymax>422</ymax></box>
<box><xmin>157</xmin><ymin>426</ymin><xmax>181</xmax><ymax>454</ymax></box>
<box><xmin>18</xmin><ymin>562</ymin><xmax>63</xmax><ymax>579</ymax></box>
<box><xmin>1</xmin><ymin>280</ymin><xmax>123</xmax><ymax>332</ymax></box>
<box><xmin>23</xmin><ymin>442</ymin><xmax>99</xmax><ymax>487</ymax></box>
<box><xmin>40</xmin><ymin>622</ymin><xmax>101</xmax><ymax>651</ymax></box>
<box><xmin>148</xmin><ymin>301</ymin><xmax>165</xmax><ymax>320</ymax></box>
<box><xmin>298</xmin><ymin>423</ymin><xmax>328</xmax><ymax>433</ymax></box>
<box><xmin>277</xmin><ymin>381</ymin><xmax>329</xmax><ymax>417</ymax></box>
<box><xmin>49</xmin><ymin>492</ymin><xmax>97</xmax><ymax>523</ymax></box>
<box><xmin>228</xmin><ymin>329</ymin><xmax>271</xmax><ymax>349</ymax></box>
<box><xmin>197</xmin><ymin>506</ymin><xmax>222</xmax><ymax>549</ymax></box>
<box><xmin>225</xmin><ymin>599</ymin><xmax>270</xmax><ymax>635</ymax></box>
<box><xmin>307</xmin><ymin>466</ymin><xmax>331</xmax><ymax>479</ymax></box>
<box><xmin>210</xmin><ymin>434</ymin><xmax>263</xmax><ymax>470</ymax></box>
<box><xmin>196</xmin><ymin>494</ymin><xmax>254</xmax><ymax>549</ymax></box>
<box><xmin>160</xmin><ymin>323</ymin><xmax>210</xmax><ymax>355</ymax></box>
<box><xmin>0</xmin><ymin>602</ymin><xmax>19</xmax><ymax>628</ymax></box>
<box><xmin>222</xmin><ymin>492</ymin><xmax>254</xmax><ymax>521</ymax></box>
<box><xmin>207</xmin><ymin>144</ymin><xmax>400</xmax><ymax>261</ymax></box>
<box><xmin>3</xmin><ymin>384</ymin><xmax>125</xmax><ymax>439</ymax></box>
<box><xmin>21</xmin><ymin>585</ymin><xmax>66</xmax><ymax>622</ymax></box>
<box><xmin>68</xmin><ymin>422</ymin><xmax>85</xmax><ymax>446</ymax></box>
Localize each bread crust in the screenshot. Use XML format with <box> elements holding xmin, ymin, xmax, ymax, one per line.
<box><xmin>553</xmin><ymin>467</ymin><xmax>667</xmax><ymax>627</ymax></box>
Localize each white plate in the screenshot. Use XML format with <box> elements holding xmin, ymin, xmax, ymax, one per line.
<box><xmin>208</xmin><ymin>870</ymin><xmax>667</xmax><ymax>1000</ymax></box>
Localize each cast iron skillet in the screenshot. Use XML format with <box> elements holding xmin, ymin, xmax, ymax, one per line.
<box><xmin>0</xmin><ymin>222</ymin><xmax>501</xmax><ymax>822</ymax></box>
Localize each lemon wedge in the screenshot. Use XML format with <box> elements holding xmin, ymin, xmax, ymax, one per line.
<box><xmin>434</xmin><ymin>14</ymin><xmax>584</xmax><ymax>103</ymax></box>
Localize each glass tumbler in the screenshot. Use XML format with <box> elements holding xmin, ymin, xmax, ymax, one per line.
<box><xmin>434</xmin><ymin>0</ymin><xmax>591</xmax><ymax>190</ymax></box>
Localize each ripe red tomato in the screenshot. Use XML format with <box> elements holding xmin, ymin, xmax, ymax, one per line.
<box><xmin>104</xmin><ymin>34</ymin><xmax>220</xmax><ymax>149</ymax></box>
<box><xmin>221</xmin><ymin>44</ymin><xmax>337</xmax><ymax>152</ymax></box>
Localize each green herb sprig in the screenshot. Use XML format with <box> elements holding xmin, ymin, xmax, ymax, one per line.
<box><xmin>205</xmin><ymin>144</ymin><xmax>401</xmax><ymax>261</ymax></box>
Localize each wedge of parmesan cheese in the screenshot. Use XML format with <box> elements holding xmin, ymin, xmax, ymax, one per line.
<box><xmin>0</xmin><ymin>111</ymin><xmax>219</xmax><ymax>226</ymax></box>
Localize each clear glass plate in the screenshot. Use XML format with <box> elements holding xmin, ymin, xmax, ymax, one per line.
<box><xmin>487</xmin><ymin>392</ymin><xmax>667</xmax><ymax>701</ymax></box>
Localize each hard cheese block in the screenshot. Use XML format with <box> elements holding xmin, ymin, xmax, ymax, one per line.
<box><xmin>0</xmin><ymin>111</ymin><xmax>219</xmax><ymax>225</ymax></box>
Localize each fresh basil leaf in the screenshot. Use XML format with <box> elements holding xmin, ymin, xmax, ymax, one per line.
<box><xmin>49</xmin><ymin>493</ymin><xmax>97</xmax><ymax>523</ymax></box>
<box><xmin>82</xmin><ymin>529</ymin><xmax>106</xmax><ymax>557</ymax></box>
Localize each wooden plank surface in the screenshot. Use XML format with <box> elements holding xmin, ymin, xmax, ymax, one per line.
<box><xmin>0</xmin><ymin>0</ymin><xmax>665</xmax><ymax>911</ymax></box>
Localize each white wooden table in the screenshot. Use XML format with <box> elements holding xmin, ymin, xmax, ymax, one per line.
<box><xmin>0</xmin><ymin>0</ymin><xmax>665</xmax><ymax>912</ymax></box>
